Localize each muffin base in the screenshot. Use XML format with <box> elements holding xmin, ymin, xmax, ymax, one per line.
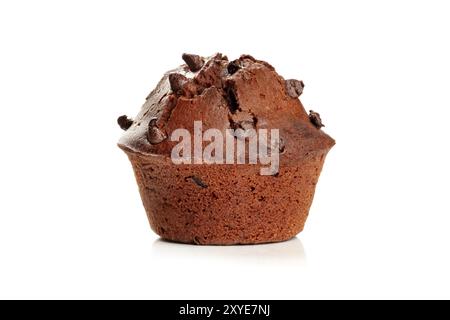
<box><xmin>124</xmin><ymin>150</ymin><xmax>327</xmax><ymax>245</ymax></box>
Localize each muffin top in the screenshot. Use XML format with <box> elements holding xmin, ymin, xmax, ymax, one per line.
<box><xmin>117</xmin><ymin>53</ymin><xmax>334</xmax><ymax>163</ymax></box>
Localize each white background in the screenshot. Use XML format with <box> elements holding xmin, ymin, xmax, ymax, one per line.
<box><xmin>1</xmin><ymin>0</ymin><xmax>449</xmax><ymax>299</ymax></box>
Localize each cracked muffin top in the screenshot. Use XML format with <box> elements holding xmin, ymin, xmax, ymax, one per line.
<box><xmin>117</xmin><ymin>53</ymin><xmax>335</xmax><ymax>163</ymax></box>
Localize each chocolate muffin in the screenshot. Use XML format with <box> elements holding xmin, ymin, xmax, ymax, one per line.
<box><xmin>118</xmin><ymin>53</ymin><xmax>335</xmax><ymax>245</ymax></box>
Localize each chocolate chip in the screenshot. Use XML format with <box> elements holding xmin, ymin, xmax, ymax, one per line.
<box><xmin>117</xmin><ymin>115</ymin><xmax>133</xmax><ymax>130</ymax></box>
<box><xmin>285</xmin><ymin>79</ymin><xmax>304</xmax><ymax>98</ymax></box>
<box><xmin>149</xmin><ymin>118</ymin><xmax>158</xmax><ymax>126</ymax></box>
<box><xmin>185</xmin><ymin>176</ymin><xmax>208</xmax><ymax>188</ymax></box>
<box><xmin>309</xmin><ymin>110</ymin><xmax>325</xmax><ymax>129</ymax></box>
<box><xmin>227</xmin><ymin>60</ymin><xmax>241</xmax><ymax>75</ymax></box>
<box><xmin>182</xmin><ymin>53</ymin><xmax>204</xmax><ymax>72</ymax></box>
<box><xmin>240</xmin><ymin>54</ymin><xmax>256</xmax><ymax>62</ymax></box>
<box><xmin>147</xmin><ymin>117</ymin><xmax>167</xmax><ymax>144</ymax></box>
<box><xmin>168</xmin><ymin>73</ymin><xmax>188</xmax><ymax>95</ymax></box>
